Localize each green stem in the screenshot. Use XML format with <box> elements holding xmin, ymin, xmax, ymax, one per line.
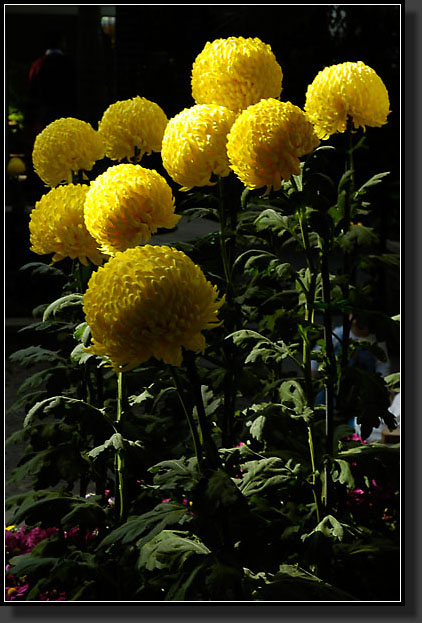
<box><xmin>297</xmin><ymin>204</ymin><xmax>322</xmax><ymax>520</ymax></box>
<box><xmin>307</xmin><ymin>425</ymin><xmax>321</xmax><ymax>524</ymax></box>
<box><xmin>184</xmin><ymin>350</ymin><xmax>222</xmax><ymax>470</ymax></box>
<box><xmin>339</xmin><ymin>118</ymin><xmax>356</xmax><ymax>408</ymax></box>
<box><xmin>217</xmin><ymin>176</ymin><xmax>232</xmax><ymax>291</ymax></box>
<box><xmin>218</xmin><ymin>176</ymin><xmax>238</xmax><ymax>447</ymax></box>
<box><xmin>170</xmin><ymin>367</ymin><xmax>203</xmax><ymax>470</ymax></box>
<box><xmin>115</xmin><ymin>371</ymin><xmax>126</xmax><ymax>523</ymax></box>
<box><xmin>320</xmin><ymin>244</ymin><xmax>338</xmax><ymax>510</ymax></box>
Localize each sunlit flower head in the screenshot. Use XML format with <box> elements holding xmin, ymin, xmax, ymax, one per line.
<box><xmin>98</xmin><ymin>96</ymin><xmax>168</xmax><ymax>163</ymax></box>
<box><xmin>29</xmin><ymin>184</ymin><xmax>106</xmax><ymax>265</ymax></box>
<box><xmin>304</xmin><ymin>61</ymin><xmax>391</xmax><ymax>139</ymax></box>
<box><xmin>227</xmin><ymin>98</ymin><xmax>320</xmax><ymax>194</ymax></box>
<box><xmin>161</xmin><ymin>104</ymin><xmax>237</xmax><ymax>191</ymax></box>
<box><xmin>32</xmin><ymin>118</ymin><xmax>105</xmax><ymax>187</ymax></box>
<box><xmin>83</xmin><ymin>245</ymin><xmax>225</xmax><ymax>370</ymax></box>
<box><xmin>191</xmin><ymin>36</ymin><xmax>283</xmax><ymax>113</ymax></box>
<box><xmin>84</xmin><ymin>163</ymin><xmax>180</xmax><ymax>256</ymax></box>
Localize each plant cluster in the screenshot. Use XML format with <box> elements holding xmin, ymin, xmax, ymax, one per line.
<box><xmin>5</xmin><ymin>35</ymin><xmax>400</xmax><ymax>602</ymax></box>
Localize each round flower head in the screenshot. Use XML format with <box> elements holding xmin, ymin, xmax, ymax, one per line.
<box><xmin>191</xmin><ymin>36</ymin><xmax>283</xmax><ymax>113</ymax></box>
<box><xmin>98</xmin><ymin>96</ymin><xmax>168</xmax><ymax>163</ymax></box>
<box><xmin>304</xmin><ymin>61</ymin><xmax>391</xmax><ymax>139</ymax></box>
<box><xmin>83</xmin><ymin>245</ymin><xmax>225</xmax><ymax>370</ymax></box>
<box><xmin>32</xmin><ymin>118</ymin><xmax>105</xmax><ymax>187</ymax></box>
<box><xmin>84</xmin><ymin>163</ymin><xmax>181</xmax><ymax>256</ymax></box>
<box><xmin>29</xmin><ymin>184</ymin><xmax>106</xmax><ymax>265</ymax></box>
<box><xmin>227</xmin><ymin>98</ymin><xmax>320</xmax><ymax>194</ymax></box>
<box><xmin>161</xmin><ymin>104</ymin><xmax>238</xmax><ymax>191</ymax></box>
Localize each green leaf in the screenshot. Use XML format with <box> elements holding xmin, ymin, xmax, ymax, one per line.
<box><xmin>249</xmin><ymin>415</ymin><xmax>266</xmax><ymax>441</ymax></box>
<box><xmin>73</xmin><ymin>322</ymin><xmax>91</xmax><ymax>344</ymax></box>
<box><xmin>149</xmin><ymin>457</ymin><xmax>200</xmax><ymax>492</ymax></box>
<box><xmin>302</xmin><ymin>514</ymin><xmax>345</xmax><ymax>542</ymax></box>
<box><xmin>60</xmin><ymin>499</ymin><xmax>106</xmax><ymax>528</ymax></box>
<box><xmin>137</xmin><ymin>530</ymin><xmax>210</xmax><ymax>572</ymax></box>
<box><xmin>239</xmin><ymin>457</ymin><xmax>301</xmax><ymax>497</ymax></box>
<box><xmin>42</xmin><ymin>293</ymin><xmax>84</xmax><ymax>321</ymax></box>
<box><xmin>23</xmin><ymin>395</ymin><xmax>106</xmax><ymax>429</ymax></box>
<box><xmin>88</xmin><ymin>433</ymin><xmax>143</xmax><ymax>459</ymax></box>
<box><xmin>338</xmin><ymin>224</ymin><xmax>379</xmax><ymax>251</ymax></box>
<box><xmin>8</xmin><ymin>554</ymin><xmax>59</xmax><ymax>578</ymax></box>
<box><xmin>384</xmin><ymin>372</ymin><xmax>400</xmax><ymax>392</ymax></box>
<box><xmin>88</xmin><ymin>433</ymin><xmax>124</xmax><ymax>458</ymax></box>
<box><xmin>330</xmin><ymin>458</ymin><xmax>355</xmax><ymax>489</ymax></box>
<box><xmin>98</xmin><ymin>502</ymin><xmax>190</xmax><ymax>550</ymax></box>
<box><xmin>70</xmin><ymin>342</ymin><xmax>95</xmax><ymax>365</ymax></box>
<box><xmin>354</xmin><ymin>172</ymin><xmax>390</xmax><ymax>198</ymax></box>
<box><xmin>20</xmin><ymin>262</ymin><xmax>65</xmax><ymax>278</ymax></box>
<box><xmin>9</xmin><ymin>345</ymin><xmax>66</xmax><ymax>367</ymax></box>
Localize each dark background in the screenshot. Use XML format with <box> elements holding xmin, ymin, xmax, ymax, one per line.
<box><xmin>5</xmin><ymin>4</ymin><xmax>400</xmax><ymax>319</ymax></box>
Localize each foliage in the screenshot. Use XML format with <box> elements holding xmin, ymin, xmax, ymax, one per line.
<box><xmin>5</xmin><ymin>31</ymin><xmax>399</xmax><ymax>603</ymax></box>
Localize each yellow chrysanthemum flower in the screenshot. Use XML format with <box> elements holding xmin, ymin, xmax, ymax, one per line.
<box><xmin>98</xmin><ymin>96</ymin><xmax>168</xmax><ymax>163</ymax></box>
<box><xmin>227</xmin><ymin>99</ymin><xmax>320</xmax><ymax>194</ymax></box>
<box><xmin>84</xmin><ymin>163</ymin><xmax>181</xmax><ymax>256</ymax></box>
<box><xmin>29</xmin><ymin>184</ymin><xmax>106</xmax><ymax>266</ymax></box>
<box><xmin>161</xmin><ymin>104</ymin><xmax>238</xmax><ymax>191</ymax></box>
<box><xmin>304</xmin><ymin>61</ymin><xmax>391</xmax><ymax>139</ymax></box>
<box><xmin>32</xmin><ymin>118</ymin><xmax>105</xmax><ymax>187</ymax></box>
<box><xmin>83</xmin><ymin>245</ymin><xmax>225</xmax><ymax>370</ymax></box>
<box><xmin>191</xmin><ymin>36</ymin><xmax>283</xmax><ymax>113</ymax></box>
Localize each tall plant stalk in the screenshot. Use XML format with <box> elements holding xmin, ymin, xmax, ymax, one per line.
<box><xmin>296</xmin><ymin>199</ymin><xmax>321</xmax><ymax>522</ymax></box>
<box><xmin>171</xmin><ymin>367</ymin><xmax>203</xmax><ymax>470</ymax></box>
<box><xmin>115</xmin><ymin>371</ymin><xmax>126</xmax><ymax>523</ymax></box>
<box><xmin>217</xmin><ymin>176</ymin><xmax>238</xmax><ymax>447</ymax></box>
<box><xmin>184</xmin><ymin>350</ymin><xmax>222</xmax><ymax>471</ymax></box>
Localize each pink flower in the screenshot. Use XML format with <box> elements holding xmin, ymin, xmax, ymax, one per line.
<box><xmin>39</xmin><ymin>589</ymin><xmax>66</xmax><ymax>601</ymax></box>
<box><xmin>5</xmin><ymin>583</ymin><xmax>29</xmax><ymax>601</ymax></box>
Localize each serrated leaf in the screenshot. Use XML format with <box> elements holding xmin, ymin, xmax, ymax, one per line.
<box><xmin>239</xmin><ymin>457</ymin><xmax>300</xmax><ymax>496</ymax></box>
<box><xmin>98</xmin><ymin>502</ymin><xmax>189</xmax><ymax>549</ymax></box>
<box><xmin>330</xmin><ymin>458</ymin><xmax>355</xmax><ymax>489</ymax></box>
<box><xmin>137</xmin><ymin>530</ymin><xmax>210</xmax><ymax>572</ymax></box>
<box><xmin>42</xmin><ymin>294</ymin><xmax>84</xmax><ymax>321</ymax></box>
<box><xmin>70</xmin><ymin>343</ymin><xmax>94</xmax><ymax>364</ymax></box>
<box><xmin>302</xmin><ymin>514</ymin><xmax>345</xmax><ymax>542</ymax></box>
<box><xmin>9</xmin><ymin>345</ymin><xmax>65</xmax><ymax>367</ymax></box>
<box><xmin>354</xmin><ymin>171</ymin><xmax>390</xmax><ymax>198</ymax></box>
<box><xmin>249</xmin><ymin>415</ymin><xmax>266</xmax><ymax>441</ymax></box>
<box><xmin>19</xmin><ymin>262</ymin><xmax>65</xmax><ymax>278</ymax></box>
<box><xmin>88</xmin><ymin>433</ymin><xmax>124</xmax><ymax>458</ymax></box>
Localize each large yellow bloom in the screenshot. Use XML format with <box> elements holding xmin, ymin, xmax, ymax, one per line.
<box><xmin>98</xmin><ymin>96</ymin><xmax>168</xmax><ymax>163</ymax></box>
<box><xmin>84</xmin><ymin>164</ymin><xmax>181</xmax><ymax>256</ymax></box>
<box><xmin>227</xmin><ymin>99</ymin><xmax>320</xmax><ymax>194</ymax></box>
<box><xmin>83</xmin><ymin>245</ymin><xmax>225</xmax><ymax>370</ymax></box>
<box><xmin>161</xmin><ymin>104</ymin><xmax>237</xmax><ymax>191</ymax></box>
<box><xmin>32</xmin><ymin>118</ymin><xmax>105</xmax><ymax>187</ymax></box>
<box><xmin>191</xmin><ymin>36</ymin><xmax>283</xmax><ymax>113</ymax></box>
<box><xmin>304</xmin><ymin>61</ymin><xmax>391</xmax><ymax>139</ymax></box>
<box><xmin>29</xmin><ymin>184</ymin><xmax>106</xmax><ymax>266</ymax></box>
